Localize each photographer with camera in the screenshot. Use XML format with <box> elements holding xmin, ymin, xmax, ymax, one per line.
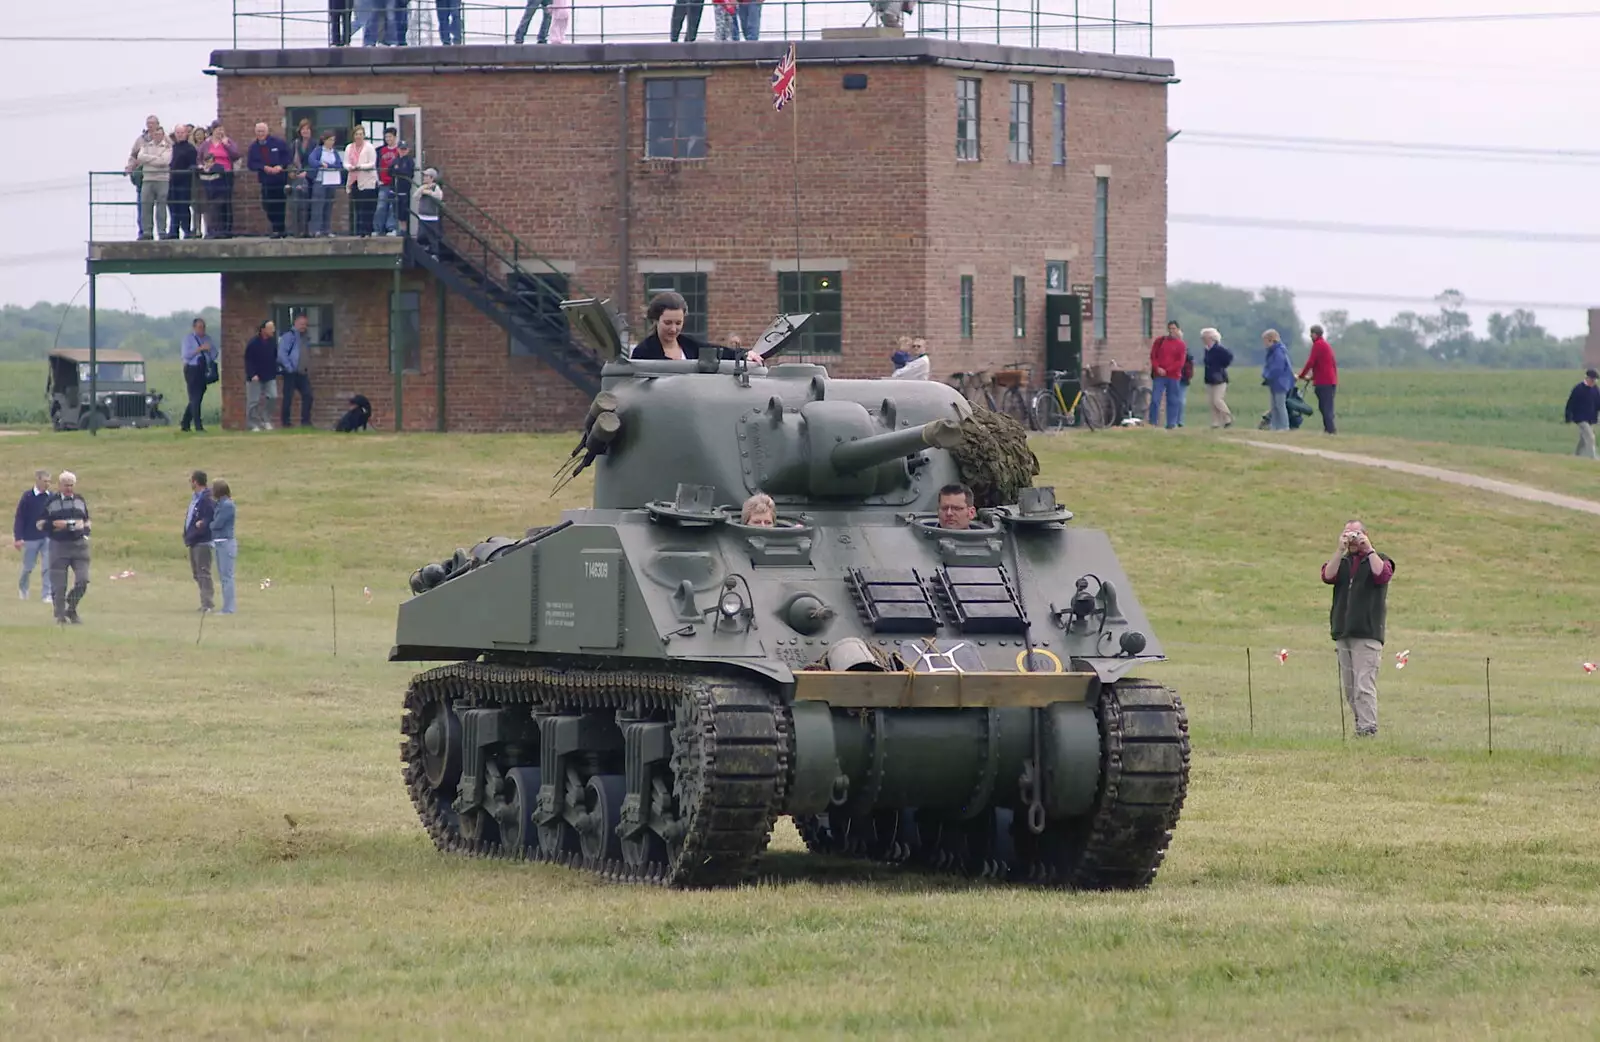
<box><xmin>1321</xmin><ymin>520</ymin><xmax>1395</xmax><ymax>738</ymax></box>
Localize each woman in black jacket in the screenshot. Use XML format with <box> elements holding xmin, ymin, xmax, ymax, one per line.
<box><xmin>630</xmin><ymin>291</ymin><xmax>762</xmax><ymax>362</ymax></box>
<box><xmin>243</xmin><ymin>320</ymin><xmax>280</xmax><ymax>431</ymax></box>
<box><xmin>1200</xmin><ymin>327</ymin><xmax>1235</xmax><ymax>428</ymax></box>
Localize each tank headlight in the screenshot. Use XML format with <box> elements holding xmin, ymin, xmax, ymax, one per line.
<box><xmin>718</xmin><ymin>590</ymin><xmax>746</xmax><ymax>619</ymax></box>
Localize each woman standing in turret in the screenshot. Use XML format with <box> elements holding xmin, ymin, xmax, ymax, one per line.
<box><xmin>630</xmin><ymin>291</ymin><xmax>762</xmax><ymax>362</ymax></box>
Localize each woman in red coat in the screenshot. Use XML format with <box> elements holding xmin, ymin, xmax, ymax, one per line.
<box><xmin>1299</xmin><ymin>324</ymin><xmax>1338</xmax><ymax>434</ymax></box>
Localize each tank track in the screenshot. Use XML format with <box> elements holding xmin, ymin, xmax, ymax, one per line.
<box><xmin>791</xmin><ymin>681</ymin><xmax>1190</xmax><ymax>889</ymax></box>
<box><xmin>400</xmin><ymin>661</ymin><xmax>790</xmax><ymax>888</ymax></box>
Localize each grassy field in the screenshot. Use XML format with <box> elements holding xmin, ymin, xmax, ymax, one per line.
<box><xmin>5</xmin><ymin>406</ymin><xmax>1600</xmax><ymax>1038</ymax></box>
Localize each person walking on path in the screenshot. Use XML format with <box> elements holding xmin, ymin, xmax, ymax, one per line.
<box><xmin>1564</xmin><ymin>368</ymin><xmax>1600</xmax><ymax>459</ymax></box>
<box><xmin>278</xmin><ymin>313</ymin><xmax>315</xmax><ymax>428</ymax></box>
<box><xmin>40</xmin><ymin>471</ymin><xmax>91</xmax><ymax>624</ymax></box>
<box><xmin>209</xmin><ymin>479</ymin><xmax>237</xmax><ymax>614</ymax></box>
<box><xmin>1148</xmin><ymin>320</ymin><xmax>1188</xmax><ymax>429</ymax></box>
<box><xmin>1200</xmin><ymin>327</ymin><xmax>1233</xmax><ymax>429</ymax></box>
<box><xmin>184</xmin><ymin>470</ymin><xmax>216</xmax><ymax>613</ymax></box>
<box><xmin>180</xmin><ymin>318</ymin><xmax>215</xmax><ymax>432</ymax></box>
<box><xmin>13</xmin><ymin>469</ymin><xmax>53</xmax><ymax>604</ymax></box>
<box><xmin>244</xmin><ymin>319</ymin><xmax>279</xmax><ymax>431</ymax></box>
<box><xmin>1261</xmin><ymin>329</ymin><xmax>1295</xmax><ymax>431</ymax></box>
<box><xmin>1299</xmin><ymin>324</ymin><xmax>1339</xmax><ymax>434</ymax></box>
<box><xmin>1321</xmin><ymin>519</ymin><xmax>1395</xmax><ymax>738</ymax></box>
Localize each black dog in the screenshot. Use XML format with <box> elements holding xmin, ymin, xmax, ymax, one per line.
<box><xmin>335</xmin><ymin>394</ymin><xmax>372</xmax><ymax>433</ymax></box>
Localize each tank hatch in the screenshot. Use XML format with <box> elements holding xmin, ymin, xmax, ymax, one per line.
<box><xmin>933</xmin><ymin>566</ymin><xmax>1029</xmax><ymax>635</ymax></box>
<box><xmin>845</xmin><ymin>567</ymin><xmax>939</xmax><ymax>634</ymax></box>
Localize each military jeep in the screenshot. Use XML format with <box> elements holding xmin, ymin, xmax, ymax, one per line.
<box><xmin>47</xmin><ymin>349</ymin><xmax>170</xmax><ymax>431</ymax></box>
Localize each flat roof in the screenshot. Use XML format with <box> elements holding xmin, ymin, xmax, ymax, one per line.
<box><xmin>52</xmin><ymin>348</ymin><xmax>148</xmax><ymax>363</ymax></box>
<box><xmin>209</xmin><ymin>37</ymin><xmax>1176</xmax><ymax>83</ymax></box>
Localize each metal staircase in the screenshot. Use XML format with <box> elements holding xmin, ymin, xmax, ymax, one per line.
<box><xmin>403</xmin><ymin>181</ymin><xmax>610</xmax><ymax>397</ymax></box>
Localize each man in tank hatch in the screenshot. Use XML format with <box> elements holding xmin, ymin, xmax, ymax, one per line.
<box><xmin>937</xmin><ymin>484</ymin><xmax>977</xmax><ymax>530</ymax></box>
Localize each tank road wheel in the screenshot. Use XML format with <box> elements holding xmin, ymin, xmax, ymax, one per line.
<box><xmin>621</xmin><ymin>775</ymin><xmax>672</xmax><ymax>870</ymax></box>
<box><xmin>576</xmin><ymin>774</ymin><xmax>626</xmax><ymax>864</ymax></box>
<box><xmin>496</xmin><ymin>766</ymin><xmax>541</xmax><ymax>855</ymax></box>
<box><xmin>401</xmin><ymin>676</ymin><xmax>466</xmax><ymax>849</ymax></box>
<box><xmin>1022</xmin><ymin>681</ymin><xmax>1190</xmax><ymax>889</ymax></box>
<box><xmin>538</xmin><ymin>774</ymin><xmax>583</xmax><ymax>861</ymax></box>
<box><xmin>458</xmin><ymin>806</ymin><xmax>501</xmax><ymax>848</ymax></box>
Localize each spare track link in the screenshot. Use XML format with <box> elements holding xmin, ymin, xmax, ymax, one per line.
<box><xmin>792</xmin><ymin>681</ymin><xmax>1190</xmax><ymax>889</ymax></box>
<box><xmin>400</xmin><ymin>661</ymin><xmax>791</xmax><ymax>888</ymax></box>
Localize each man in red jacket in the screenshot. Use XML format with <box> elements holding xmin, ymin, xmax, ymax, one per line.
<box><xmin>1299</xmin><ymin>324</ymin><xmax>1338</xmax><ymax>434</ymax></box>
<box><xmin>1148</xmin><ymin>320</ymin><xmax>1189</xmax><ymax>429</ymax></box>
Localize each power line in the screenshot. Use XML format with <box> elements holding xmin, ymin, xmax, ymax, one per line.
<box><xmin>1170</xmin><ymin>213</ymin><xmax>1600</xmax><ymax>245</ymax></box>
<box><xmin>1174</xmin><ymin>139</ymin><xmax>1600</xmax><ymax>165</ymax></box>
<box><xmin>1178</xmin><ymin>130</ymin><xmax>1600</xmax><ymax>162</ymax></box>
<box><xmin>1160</xmin><ymin>10</ymin><xmax>1600</xmax><ymax>31</ymax></box>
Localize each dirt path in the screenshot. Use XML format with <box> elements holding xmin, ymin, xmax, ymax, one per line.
<box><xmin>1243</xmin><ymin>440</ymin><xmax>1600</xmax><ymax>517</ymax></box>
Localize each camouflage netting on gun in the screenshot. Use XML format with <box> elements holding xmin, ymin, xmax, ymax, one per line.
<box><xmin>951</xmin><ymin>406</ymin><xmax>1039</xmax><ymax>508</ymax></box>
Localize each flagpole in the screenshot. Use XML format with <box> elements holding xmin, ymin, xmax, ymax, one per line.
<box><xmin>792</xmin><ymin>88</ymin><xmax>803</xmax><ymax>358</ymax></box>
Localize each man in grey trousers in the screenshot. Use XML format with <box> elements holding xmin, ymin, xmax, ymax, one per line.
<box><xmin>1321</xmin><ymin>520</ymin><xmax>1396</xmax><ymax>738</ymax></box>
<box><xmin>184</xmin><ymin>470</ymin><xmax>216</xmax><ymax>612</ymax></box>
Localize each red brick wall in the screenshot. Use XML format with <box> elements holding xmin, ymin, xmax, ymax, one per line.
<box><xmin>216</xmin><ymin>57</ymin><xmax>1165</xmax><ymax>430</ymax></box>
<box><xmin>221</xmin><ymin>271</ymin><xmax>589</xmax><ymax>432</ymax></box>
<box><xmin>923</xmin><ymin>69</ymin><xmax>1168</xmax><ymax>380</ymax></box>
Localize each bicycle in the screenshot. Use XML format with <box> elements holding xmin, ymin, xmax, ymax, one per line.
<box><xmin>947</xmin><ymin>367</ymin><xmax>1034</xmax><ymax>428</ymax></box>
<box><xmin>990</xmin><ymin>363</ymin><xmax>1035</xmax><ymax>428</ymax></box>
<box><xmin>1032</xmin><ymin>369</ymin><xmax>1096</xmax><ymax>431</ymax></box>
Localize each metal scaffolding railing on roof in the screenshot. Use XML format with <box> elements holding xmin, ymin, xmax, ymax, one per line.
<box><xmin>230</xmin><ymin>0</ymin><xmax>1155</xmax><ymax>55</ymax></box>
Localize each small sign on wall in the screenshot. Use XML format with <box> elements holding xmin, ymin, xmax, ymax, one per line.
<box><xmin>1070</xmin><ymin>284</ymin><xmax>1094</xmax><ymax>319</ymax></box>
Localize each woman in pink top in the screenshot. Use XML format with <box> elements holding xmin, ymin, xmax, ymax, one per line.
<box><xmin>343</xmin><ymin>125</ymin><xmax>379</xmax><ymax>237</ymax></box>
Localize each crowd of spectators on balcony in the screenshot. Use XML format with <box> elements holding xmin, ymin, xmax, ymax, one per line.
<box><xmin>123</xmin><ymin>115</ymin><xmax>422</xmax><ymax>242</ymax></box>
<box><xmin>319</xmin><ymin>0</ymin><xmax>946</xmax><ymax>45</ymax></box>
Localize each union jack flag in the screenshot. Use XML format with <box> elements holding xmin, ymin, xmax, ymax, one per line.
<box><xmin>772</xmin><ymin>43</ymin><xmax>797</xmax><ymax>111</ymax></box>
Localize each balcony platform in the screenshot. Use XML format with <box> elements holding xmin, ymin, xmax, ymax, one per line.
<box><xmin>87</xmin><ymin>235</ymin><xmax>406</xmax><ymax>276</ymax></box>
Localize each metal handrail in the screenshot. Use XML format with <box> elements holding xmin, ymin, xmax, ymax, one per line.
<box><xmin>227</xmin><ymin>0</ymin><xmax>1156</xmax><ymax>54</ymax></box>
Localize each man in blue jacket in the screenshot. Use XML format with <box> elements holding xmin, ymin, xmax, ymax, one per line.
<box><xmin>247</xmin><ymin>121</ymin><xmax>293</xmax><ymax>237</ymax></box>
<box><xmin>12</xmin><ymin>469</ymin><xmax>53</xmax><ymax>603</ymax></box>
<box><xmin>277</xmin><ymin>312</ymin><xmax>315</xmax><ymax>428</ymax></box>
<box><xmin>1564</xmin><ymin>368</ymin><xmax>1600</xmax><ymax>459</ymax></box>
<box><xmin>184</xmin><ymin>469</ymin><xmax>216</xmax><ymax>613</ymax></box>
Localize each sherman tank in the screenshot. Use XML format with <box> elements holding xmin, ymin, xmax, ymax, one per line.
<box><xmin>392</xmin><ymin>300</ymin><xmax>1189</xmax><ymax>889</ymax></box>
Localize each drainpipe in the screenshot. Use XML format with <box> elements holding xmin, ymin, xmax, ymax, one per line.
<box><xmin>617</xmin><ymin>67</ymin><xmax>630</xmax><ymax>344</ymax></box>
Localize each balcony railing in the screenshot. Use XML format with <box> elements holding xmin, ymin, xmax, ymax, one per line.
<box><xmin>229</xmin><ymin>0</ymin><xmax>1155</xmax><ymax>55</ymax></box>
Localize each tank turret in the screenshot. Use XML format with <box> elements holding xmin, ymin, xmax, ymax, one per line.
<box><xmin>392</xmin><ymin>300</ymin><xmax>1188</xmax><ymax>893</ymax></box>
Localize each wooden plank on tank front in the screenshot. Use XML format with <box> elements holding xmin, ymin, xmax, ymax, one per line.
<box><xmin>792</xmin><ymin>671</ymin><xmax>1095</xmax><ymax>708</ymax></box>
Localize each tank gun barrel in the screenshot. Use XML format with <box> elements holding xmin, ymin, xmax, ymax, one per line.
<box><xmin>830</xmin><ymin>419</ymin><xmax>963</xmax><ymax>475</ymax></box>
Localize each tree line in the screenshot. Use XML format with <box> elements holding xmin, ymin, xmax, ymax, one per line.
<box><xmin>1165</xmin><ymin>283</ymin><xmax>1587</xmax><ymax>370</ymax></box>
<box><xmin>0</xmin><ymin>302</ymin><xmax>221</xmax><ymax>362</ymax></box>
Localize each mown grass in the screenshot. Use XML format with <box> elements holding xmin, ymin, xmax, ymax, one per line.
<box><xmin>4</xmin><ymin>415</ymin><xmax>1600</xmax><ymax>1039</ymax></box>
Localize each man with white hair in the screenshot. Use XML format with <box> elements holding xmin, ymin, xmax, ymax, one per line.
<box><xmin>12</xmin><ymin>469</ymin><xmax>53</xmax><ymax>603</ymax></box>
<box><xmin>246</xmin><ymin>121</ymin><xmax>293</xmax><ymax>237</ymax></box>
<box><xmin>39</xmin><ymin>471</ymin><xmax>92</xmax><ymax>624</ymax></box>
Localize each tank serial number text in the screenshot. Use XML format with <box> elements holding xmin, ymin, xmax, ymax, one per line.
<box><xmin>543</xmin><ymin>600</ymin><xmax>577</xmax><ymax>628</ymax></box>
<box><xmin>585</xmin><ymin>560</ymin><xmax>610</xmax><ymax>579</ymax></box>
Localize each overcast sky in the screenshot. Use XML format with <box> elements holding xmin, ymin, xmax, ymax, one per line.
<box><xmin>2</xmin><ymin>0</ymin><xmax>1596</xmax><ymax>335</ymax></box>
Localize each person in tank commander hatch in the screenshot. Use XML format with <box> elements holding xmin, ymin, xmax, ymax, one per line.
<box><xmin>741</xmin><ymin>493</ymin><xmax>777</xmax><ymax>527</ymax></box>
<box><xmin>630</xmin><ymin>290</ymin><xmax>763</xmax><ymax>363</ymax></box>
<box><xmin>937</xmin><ymin>483</ymin><xmax>977</xmax><ymax>530</ymax></box>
